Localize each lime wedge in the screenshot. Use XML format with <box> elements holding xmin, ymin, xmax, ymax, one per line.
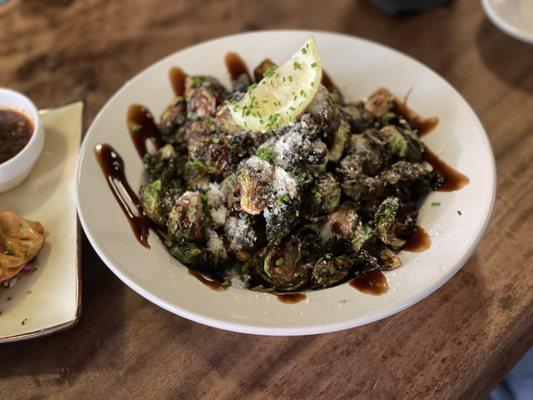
<box><xmin>228</xmin><ymin>36</ymin><xmax>322</xmax><ymax>132</ymax></box>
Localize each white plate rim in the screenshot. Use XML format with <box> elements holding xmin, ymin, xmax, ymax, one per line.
<box><xmin>76</xmin><ymin>30</ymin><xmax>496</xmax><ymax>336</ymax></box>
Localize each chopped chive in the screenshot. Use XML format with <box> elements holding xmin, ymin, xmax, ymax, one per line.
<box><xmin>457</xmin><ymin>210</ymin><xmax>462</xmax><ymax>215</ymax></box>
<box><xmin>431</xmin><ymin>201</ymin><xmax>441</xmax><ymax>207</ymax></box>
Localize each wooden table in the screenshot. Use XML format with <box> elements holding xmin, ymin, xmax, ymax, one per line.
<box><xmin>1</xmin><ymin>1</ymin><xmax>532</xmax><ymax>399</ymax></box>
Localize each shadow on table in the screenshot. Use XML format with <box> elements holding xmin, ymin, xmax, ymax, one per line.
<box><xmin>476</xmin><ymin>18</ymin><xmax>533</xmax><ymax>95</ymax></box>
<box><xmin>172</xmin><ymin>254</ymin><xmax>494</xmax><ymax>399</ymax></box>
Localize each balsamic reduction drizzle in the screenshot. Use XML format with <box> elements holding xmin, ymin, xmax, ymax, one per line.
<box><xmin>127</xmin><ymin>104</ymin><xmax>164</xmax><ymax>158</ymax></box>
<box><xmin>349</xmin><ymin>269</ymin><xmax>389</xmax><ymax>295</ymax></box>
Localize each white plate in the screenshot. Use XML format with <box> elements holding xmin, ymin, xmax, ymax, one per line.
<box><xmin>482</xmin><ymin>0</ymin><xmax>533</xmax><ymax>44</ymax></box>
<box><xmin>76</xmin><ymin>31</ymin><xmax>495</xmax><ymax>336</ymax></box>
<box><xmin>0</xmin><ymin>102</ymin><xmax>82</xmax><ymax>343</ymax></box>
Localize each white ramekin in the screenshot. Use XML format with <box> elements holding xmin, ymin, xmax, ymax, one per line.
<box><xmin>0</xmin><ymin>88</ymin><xmax>45</xmax><ymax>193</ymax></box>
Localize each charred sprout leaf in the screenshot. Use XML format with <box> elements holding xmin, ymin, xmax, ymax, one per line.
<box><xmin>304</xmin><ymin>173</ymin><xmax>341</xmax><ymax>217</ymax></box>
<box><xmin>167</xmin><ymin>191</ymin><xmax>205</xmax><ymax>243</ymax></box>
<box><xmin>224</xmin><ymin>213</ymin><xmax>259</xmax><ymax>255</ymax></box>
<box><xmin>328</xmin><ymin>118</ymin><xmax>349</xmax><ymax>163</ymax></box>
<box><xmin>248</xmin><ymin>228</ymin><xmax>323</xmax><ymax>292</ymax></box>
<box><xmin>380</xmin><ymin>161</ymin><xmax>443</xmax><ymax>199</ymax></box>
<box><xmin>378</xmin><ymin>125</ymin><xmax>423</xmax><ymax>162</ymax></box>
<box><xmin>143</xmin><ymin>144</ymin><xmax>179</xmax><ymax>183</ymax></box>
<box><xmin>327</xmin><ymin>202</ymin><xmax>360</xmax><ymax>239</ymax></box>
<box><xmin>183</xmin><ymin>159</ymin><xmax>210</xmax><ymax>190</ymax></box>
<box><xmin>340</xmin><ymin>172</ymin><xmax>384</xmax><ymax>204</ymax></box>
<box><xmin>343</xmin><ymin>134</ymin><xmax>383</xmax><ymax>175</ymax></box>
<box><xmin>272</xmin><ymin>123</ymin><xmax>329</xmax><ymax>172</ymax></box>
<box><xmin>169</xmin><ymin>242</ymin><xmax>214</xmax><ymax>269</ymax></box>
<box><xmin>264</xmin><ymin>201</ymin><xmax>299</xmax><ymax>242</ymax></box>
<box><xmin>312</xmin><ymin>254</ymin><xmax>352</xmax><ymax>288</ymax></box>
<box><xmin>238</xmin><ymin>156</ymin><xmax>275</xmax><ymax>214</ymax></box>
<box><xmin>185</xmin><ymin>76</ymin><xmax>227</xmax><ymax>119</ymax></box>
<box><xmin>305</xmin><ymin>86</ymin><xmax>341</xmax><ymax>135</ymax></box>
<box><xmin>139</xmin><ymin>179</ymin><xmax>183</xmax><ymax>225</ymax></box>
<box><xmin>159</xmin><ymin>97</ymin><xmax>187</xmax><ymax>143</ymax></box>
<box><xmin>374</xmin><ymin>197</ymin><xmax>405</xmax><ymax>249</ymax></box>
<box><xmin>364</xmin><ymin>87</ymin><xmax>394</xmax><ymax>118</ymax></box>
<box><xmin>206</xmin><ymin>230</ymin><xmax>228</xmax><ymax>266</ymax></box>
<box><xmin>351</xmin><ymin>223</ymin><xmax>377</xmax><ymax>252</ymax></box>
<box><xmin>380</xmin><ymin>248</ymin><xmax>401</xmax><ymax>270</ymax></box>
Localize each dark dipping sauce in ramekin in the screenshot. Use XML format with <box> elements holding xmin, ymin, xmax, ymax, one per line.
<box><xmin>0</xmin><ymin>108</ymin><xmax>34</xmax><ymax>164</ymax></box>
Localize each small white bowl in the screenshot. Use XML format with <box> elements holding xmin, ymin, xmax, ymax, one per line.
<box><xmin>482</xmin><ymin>0</ymin><xmax>533</xmax><ymax>44</ymax></box>
<box><xmin>0</xmin><ymin>88</ymin><xmax>45</xmax><ymax>193</ymax></box>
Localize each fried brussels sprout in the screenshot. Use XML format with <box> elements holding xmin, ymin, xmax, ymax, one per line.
<box><xmin>304</xmin><ymin>173</ymin><xmax>341</xmax><ymax>217</ymax></box>
<box><xmin>253</xmin><ymin>58</ymin><xmax>277</xmax><ymax>82</ymax></box>
<box><xmin>185</xmin><ymin>76</ymin><xmax>226</xmax><ymax>118</ymax></box>
<box><xmin>380</xmin><ymin>161</ymin><xmax>443</xmax><ymax>199</ymax></box>
<box><xmin>237</xmin><ymin>156</ymin><xmax>275</xmax><ymax>215</ymax></box>
<box><xmin>142</xmin><ymin>144</ymin><xmax>180</xmax><ymax>183</ymax></box>
<box><xmin>377</xmin><ymin>125</ymin><xmax>424</xmax><ymax>162</ymax></box>
<box><xmin>379</xmin><ymin>248</ymin><xmax>401</xmax><ymax>270</ymax></box>
<box><xmin>311</xmin><ymin>254</ymin><xmax>352</xmax><ymax>288</ymax></box>
<box><xmin>305</xmin><ymin>85</ymin><xmax>341</xmax><ymax>134</ymax></box>
<box><xmin>343</xmin><ymin>134</ymin><xmax>383</xmax><ymax>175</ymax></box>
<box><xmin>249</xmin><ymin>230</ymin><xmax>322</xmax><ymax>291</ymax></box>
<box><xmin>374</xmin><ymin>197</ymin><xmax>405</xmax><ymax>249</ymax></box>
<box><xmin>272</xmin><ymin>123</ymin><xmax>328</xmax><ymax>172</ymax></box>
<box><xmin>203</xmin><ymin>183</ymin><xmax>228</xmax><ymax>229</ymax></box>
<box><xmin>159</xmin><ymin>97</ymin><xmax>187</xmax><ymax>143</ymax></box>
<box><xmin>264</xmin><ymin>201</ymin><xmax>298</xmax><ymax>243</ymax></box>
<box><xmin>340</xmin><ymin>171</ymin><xmax>385</xmax><ymax>204</ymax></box>
<box><xmin>327</xmin><ymin>202</ymin><xmax>359</xmax><ymax>236</ymax></box>
<box><xmin>139</xmin><ymin>179</ymin><xmax>183</xmax><ymax>225</ymax></box>
<box><xmin>167</xmin><ymin>191</ymin><xmax>205</xmax><ymax>243</ymax></box>
<box><xmin>183</xmin><ymin>159</ymin><xmax>210</xmax><ymax>190</ymax></box>
<box><xmin>206</xmin><ymin>229</ymin><xmax>228</xmax><ymax>266</ymax></box>
<box><xmin>224</xmin><ymin>213</ymin><xmax>260</xmax><ymax>261</ymax></box>
<box><xmin>169</xmin><ymin>242</ymin><xmax>214</xmax><ymax>269</ymax></box>
<box><xmin>364</xmin><ymin>87</ymin><xmax>394</xmax><ymax>118</ymax></box>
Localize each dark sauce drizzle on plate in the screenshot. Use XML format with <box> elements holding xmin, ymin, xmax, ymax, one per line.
<box><xmin>188</xmin><ymin>269</ymin><xmax>228</xmax><ymax>291</ymax></box>
<box><xmin>169</xmin><ymin>67</ymin><xmax>187</xmax><ymax>97</ymax></box>
<box><xmin>394</xmin><ymin>99</ymin><xmax>439</xmax><ymax>137</ymax></box>
<box><xmin>127</xmin><ymin>104</ymin><xmax>164</xmax><ymax>158</ymax></box>
<box><xmin>225</xmin><ymin>52</ymin><xmax>252</xmax><ymax>82</ymax></box>
<box><xmin>276</xmin><ymin>293</ymin><xmax>307</xmax><ymax>304</ymax></box>
<box><xmin>423</xmin><ymin>146</ymin><xmax>470</xmax><ymax>192</ymax></box>
<box><xmin>403</xmin><ymin>225</ymin><xmax>431</xmax><ymax>252</ymax></box>
<box><xmin>349</xmin><ymin>269</ymin><xmax>389</xmax><ymax>295</ymax></box>
<box><xmin>94</xmin><ymin>143</ymin><xmax>152</xmax><ymax>248</ymax></box>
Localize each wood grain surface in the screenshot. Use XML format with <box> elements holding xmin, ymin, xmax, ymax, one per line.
<box><xmin>1</xmin><ymin>0</ymin><xmax>532</xmax><ymax>399</ymax></box>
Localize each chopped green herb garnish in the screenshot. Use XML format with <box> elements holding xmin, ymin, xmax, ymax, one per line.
<box><xmin>131</xmin><ymin>124</ymin><xmax>142</xmax><ymax>132</ymax></box>
<box><xmin>292</xmin><ymin>61</ymin><xmax>302</xmax><ymax>70</ymax></box>
<box><xmin>276</xmin><ymin>194</ymin><xmax>291</xmax><ymax>204</ymax></box>
<box><xmin>275</xmin><ymin>257</ymin><xmax>284</xmax><ymax>266</ymax></box>
<box><xmin>256</xmin><ymin>146</ymin><xmax>278</xmax><ymax>164</ymax></box>
<box><xmin>457</xmin><ymin>210</ymin><xmax>462</xmax><ymax>215</ymax></box>
<box><xmin>311</xmin><ymin>62</ymin><xmax>317</xmax><ymax>68</ymax></box>
<box><xmin>21</xmin><ymin>318</ymin><xmax>28</xmax><ymax>325</ymax></box>
<box><xmin>431</xmin><ymin>201</ymin><xmax>441</xmax><ymax>207</ymax></box>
